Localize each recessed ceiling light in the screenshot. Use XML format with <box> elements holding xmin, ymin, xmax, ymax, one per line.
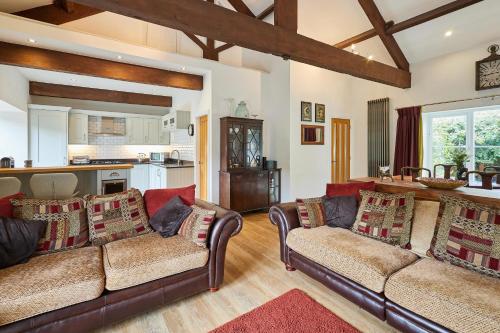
<box><xmin>353</xmin><ymin>50</ymin><xmax>359</xmax><ymax>55</ymax></box>
<box><xmin>27</xmin><ymin>38</ymin><xmax>36</xmax><ymax>44</ymax></box>
<box><xmin>117</xmin><ymin>55</ymin><xmax>123</xmax><ymax>60</ymax></box>
<box><xmin>368</xmin><ymin>55</ymin><xmax>374</xmax><ymax>61</ymax></box>
<box><xmin>181</xmin><ymin>66</ymin><xmax>186</xmax><ymax>71</ymax></box>
<box><xmin>351</xmin><ymin>44</ymin><xmax>356</xmax><ymax>50</ymax></box>
<box><xmin>444</xmin><ymin>30</ymin><xmax>453</xmax><ymax>37</ymax></box>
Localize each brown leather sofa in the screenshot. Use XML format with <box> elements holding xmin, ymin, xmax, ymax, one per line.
<box><xmin>269</xmin><ymin>203</ymin><xmax>455</xmax><ymax>333</ymax></box>
<box><xmin>0</xmin><ymin>199</ymin><xmax>242</xmax><ymax>333</ymax></box>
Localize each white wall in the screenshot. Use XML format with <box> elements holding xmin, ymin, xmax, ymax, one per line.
<box><xmin>0</xmin><ymin>65</ymin><xmax>29</xmax><ymax>163</ymax></box>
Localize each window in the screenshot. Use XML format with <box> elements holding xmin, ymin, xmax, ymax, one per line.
<box><xmin>423</xmin><ymin>106</ymin><xmax>500</xmax><ymax>178</ymax></box>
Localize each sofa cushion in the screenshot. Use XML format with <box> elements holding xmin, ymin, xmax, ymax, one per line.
<box><xmin>144</xmin><ymin>184</ymin><xmax>196</xmax><ymax>218</ymax></box>
<box><xmin>0</xmin><ymin>246</ymin><xmax>104</xmax><ymax>326</ymax></box>
<box><xmin>385</xmin><ymin>258</ymin><xmax>500</xmax><ymax>333</ymax></box>
<box><xmin>322</xmin><ymin>195</ymin><xmax>358</xmax><ymax>229</ymax></box>
<box><xmin>85</xmin><ymin>189</ymin><xmax>152</xmax><ymax>246</ymax></box>
<box><xmin>429</xmin><ymin>195</ymin><xmax>500</xmax><ymax>278</ymax></box>
<box><xmin>351</xmin><ymin>190</ymin><xmax>415</xmax><ymax>248</ymax></box>
<box><xmin>178</xmin><ymin>205</ymin><xmax>216</xmax><ymax>247</ymax></box>
<box><xmin>103</xmin><ymin>232</ymin><xmax>209</xmax><ymax>290</ymax></box>
<box><xmin>149</xmin><ymin>196</ymin><xmax>193</xmax><ymax>238</ymax></box>
<box><xmin>326</xmin><ymin>181</ymin><xmax>375</xmax><ymax>202</ymax></box>
<box><xmin>410</xmin><ymin>200</ymin><xmax>440</xmax><ymax>257</ymax></box>
<box><xmin>0</xmin><ymin>193</ymin><xmax>23</xmax><ymax>218</ymax></box>
<box><xmin>11</xmin><ymin>197</ymin><xmax>88</xmax><ymax>254</ymax></box>
<box><xmin>286</xmin><ymin>226</ymin><xmax>418</xmax><ymax>292</ymax></box>
<box><xmin>296</xmin><ymin>197</ymin><xmax>325</xmax><ymax>228</ymax></box>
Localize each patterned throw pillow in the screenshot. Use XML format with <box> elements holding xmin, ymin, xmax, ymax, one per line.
<box><xmin>429</xmin><ymin>195</ymin><xmax>499</xmax><ymax>278</ymax></box>
<box><xmin>11</xmin><ymin>197</ymin><xmax>88</xmax><ymax>254</ymax></box>
<box><xmin>296</xmin><ymin>197</ymin><xmax>326</xmax><ymax>229</ymax></box>
<box><xmin>351</xmin><ymin>190</ymin><xmax>415</xmax><ymax>248</ymax></box>
<box><xmin>178</xmin><ymin>205</ymin><xmax>216</xmax><ymax>247</ymax></box>
<box><xmin>85</xmin><ymin>188</ymin><xmax>152</xmax><ymax>246</ymax></box>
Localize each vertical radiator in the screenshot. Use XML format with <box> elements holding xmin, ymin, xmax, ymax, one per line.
<box><xmin>367</xmin><ymin>98</ymin><xmax>390</xmax><ymax>177</ymax></box>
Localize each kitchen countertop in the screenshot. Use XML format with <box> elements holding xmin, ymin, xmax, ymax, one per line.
<box><xmin>0</xmin><ymin>164</ymin><xmax>134</xmax><ymax>174</ymax></box>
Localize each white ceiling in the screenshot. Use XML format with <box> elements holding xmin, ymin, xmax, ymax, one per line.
<box><xmin>0</xmin><ymin>0</ymin><xmax>498</xmax><ymax>65</ymax></box>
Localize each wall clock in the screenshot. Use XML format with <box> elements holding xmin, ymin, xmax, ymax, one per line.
<box><xmin>476</xmin><ymin>44</ymin><xmax>500</xmax><ymax>91</ymax></box>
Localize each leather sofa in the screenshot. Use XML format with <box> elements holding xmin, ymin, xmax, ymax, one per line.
<box><xmin>269</xmin><ymin>201</ymin><xmax>500</xmax><ymax>333</ymax></box>
<box><xmin>0</xmin><ymin>199</ymin><xmax>242</xmax><ymax>333</ymax></box>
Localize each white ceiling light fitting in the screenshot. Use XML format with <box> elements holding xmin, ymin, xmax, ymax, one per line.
<box><xmin>368</xmin><ymin>55</ymin><xmax>374</xmax><ymax>61</ymax></box>
<box><xmin>27</xmin><ymin>38</ymin><xmax>36</xmax><ymax>43</ymax></box>
<box><xmin>444</xmin><ymin>30</ymin><xmax>453</xmax><ymax>37</ymax></box>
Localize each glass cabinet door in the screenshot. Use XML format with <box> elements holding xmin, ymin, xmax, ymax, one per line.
<box><xmin>269</xmin><ymin>170</ymin><xmax>281</xmax><ymax>205</ymax></box>
<box><xmin>228</xmin><ymin>123</ymin><xmax>245</xmax><ymax>169</ymax></box>
<box><xmin>246</xmin><ymin>126</ymin><xmax>262</xmax><ymax>168</ymax></box>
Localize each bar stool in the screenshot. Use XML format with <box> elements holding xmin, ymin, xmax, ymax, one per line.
<box><xmin>30</xmin><ymin>173</ymin><xmax>79</xmax><ymax>199</ymax></box>
<box><xmin>0</xmin><ymin>177</ymin><xmax>22</xmax><ymax>197</ymax></box>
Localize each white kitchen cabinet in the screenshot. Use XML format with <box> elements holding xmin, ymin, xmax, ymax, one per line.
<box><xmin>166</xmin><ymin>168</ymin><xmax>194</xmax><ymax>188</ymax></box>
<box><xmin>126</xmin><ymin>118</ymin><xmax>145</xmax><ymax>145</ymax></box>
<box><xmin>144</xmin><ymin>118</ymin><xmax>159</xmax><ymax>145</ymax></box>
<box><xmin>161</xmin><ymin>110</ymin><xmax>191</xmax><ymax>131</ymax></box>
<box><xmin>130</xmin><ymin>164</ymin><xmax>150</xmax><ymax>194</ymax></box>
<box><xmin>149</xmin><ymin>164</ymin><xmax>167</xmax><ymax>189</ymax></box>
<box><xmin>159</xmin><ymin>120</ymin><xmax>170</xmax><ymax>144</ymax></box>
<box><xmin>68</xmin><ymin>113</ymin><xmax>88</xmax><ymax>144</ymax></box>
<box><xmin>29</xmin><ymin>106</ymin><xmax>69</xmax><ymax>167</ymax></box>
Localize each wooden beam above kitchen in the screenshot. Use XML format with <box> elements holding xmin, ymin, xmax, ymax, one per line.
<box><xmin>71</xmin><ymin>0</ymin><xmax>411</xmax><ymax>88</ymax></box>
<box><xmin>30</xmin><ymin>82</ymin><xmax>173</xmax><ymax>107</ymax></box>
<box><xmin>335</xmin><ymin>0</ymin><xmax>483</xmax><ymax>49</ymax></box>
<box><xmin>13</xmin><ymin>1</ymin><xmax>103</xmax><ymax>25</ymax></box>
<box><xmin>0</xmin><ymin>42</ymin><xmax>204</xmax><ymax>91</ymax></box>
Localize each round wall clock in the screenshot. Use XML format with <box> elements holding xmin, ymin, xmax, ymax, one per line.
<box><xmin>476</xmin><ymin>44</ymin><xmax>500</xmax><ymax>91</ymax></box>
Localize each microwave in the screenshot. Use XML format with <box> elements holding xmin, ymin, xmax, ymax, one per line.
<box><xmin>150</xmin><ymin>152</ymin><xmax>168</xmax><ymax>163</ymax></box>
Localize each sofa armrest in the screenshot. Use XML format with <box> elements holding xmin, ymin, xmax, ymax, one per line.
<box><xmin>196</xmin><ymin>199</ymin><xmax>243</xmax><ymax>290</ymax></box>
<box><xmin>269</xmin><ymin>203</ymin><xmax>300</xmax><ymax>266</ymax></box>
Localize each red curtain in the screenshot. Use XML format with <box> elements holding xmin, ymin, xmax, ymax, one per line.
<box><xmin>393</xmin><ymin>106</ymin><xmax>421</xmax><ymax>176</ymax></box>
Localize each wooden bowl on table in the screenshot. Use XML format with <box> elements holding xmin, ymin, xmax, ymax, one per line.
<box><xmin>417</xmin><ymin>177</ymin><xmax>467</xmax><ymax>190</ymax></box>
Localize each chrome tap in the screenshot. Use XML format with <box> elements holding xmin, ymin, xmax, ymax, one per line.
<box><xmin>171</xmin><ymin>150</ymin><xmax>181</xmax><ymax>166</ymax></box>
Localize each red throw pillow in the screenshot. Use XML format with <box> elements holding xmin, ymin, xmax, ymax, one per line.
<box><xmin>0</xmin><ymin>193</ymin><xmax>24</xmax><ymax>218</ymax></box>
<box><xmin>326</xmin><ymin>182</ymin><xmax>375</xmax><ymax>202</ymax></box>
<box><xmin>144</xmin><ymin>185</ymin><xmax>196</xmax><ymax>218</ymax></box>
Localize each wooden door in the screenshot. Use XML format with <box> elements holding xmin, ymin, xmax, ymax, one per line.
<box><xmin>198</xmin><ymin>115</ymin><xmax>208</xmax><ymax>200</ymax></box>
<box><xmin>331</xmin><ymin>118</ymin><xmax>351</xmax><ymax>183</ymax></box>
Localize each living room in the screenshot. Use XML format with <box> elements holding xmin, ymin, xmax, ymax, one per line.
<box><xmin>0</xmin><ymin>1</ymin><xmax>499</xmax><ymax>333</ymax></box>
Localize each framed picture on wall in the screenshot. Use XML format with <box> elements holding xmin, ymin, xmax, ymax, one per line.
<box><xmin>301</xmin><ymin>101</ymin><xmax>312</xmax><ymax>122</ymax></box>
<box><xmin>315</xmin><ymin>103</ymin><xmax>325</xmax><ymax>123</ymax></box>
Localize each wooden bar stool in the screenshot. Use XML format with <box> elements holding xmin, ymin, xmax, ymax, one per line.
<box><xmin>0</xmin><ymin>177</ymin><xmax>22</xmax><ymax>197</ymax></box>
<box><xmin>433</xmin><ymin>164</ymin><xmax>456</xmax><ymax>179</ymax></box>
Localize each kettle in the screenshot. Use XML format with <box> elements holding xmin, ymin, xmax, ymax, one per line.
<box><xmin>1</xmin><ymin>157</ymin><xmax>13</xmax><ymax>168</ymax></box>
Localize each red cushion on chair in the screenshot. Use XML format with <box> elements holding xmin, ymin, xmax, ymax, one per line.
<box><xmin>0</xmin><ymin>193</ymin><xmax>24</xmax><ymax>218</ymax></box>
<box><xmin>325</xmin><ymin>182</ymin><xmax>375</xmax><ymax>202</ymax></box>
<box><xmin>144</xmin><ymin>185</ymin><xmax>196</xmax><ymax>218</ymax></box>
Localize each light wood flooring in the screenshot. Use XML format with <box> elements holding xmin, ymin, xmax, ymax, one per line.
<box><xmin>97</xmin><ymin>213</ymin><xmax>398</xmax><ymax>333</ymax></box>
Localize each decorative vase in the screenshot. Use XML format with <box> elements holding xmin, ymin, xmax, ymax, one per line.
<box><xmin>457</xmin><ymin>167</ymin><xmax>468</xmax><ymax>180</ymax></box>
<box><xmin>234</xmin><ymin>101</ymin><xmax>249</xmax><ymax>118</ymax></box>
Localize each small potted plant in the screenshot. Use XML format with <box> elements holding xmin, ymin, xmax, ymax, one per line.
<box><xmin>450</xmin><ymin>150</ymin><xmax>470</xmax><ymax>180</ymax></box>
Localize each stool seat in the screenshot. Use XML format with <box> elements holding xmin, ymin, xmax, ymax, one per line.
<box><xmin>30</xmin><ymin>173</ymin><xmax>78</xmax><ymax>199</ymax></box>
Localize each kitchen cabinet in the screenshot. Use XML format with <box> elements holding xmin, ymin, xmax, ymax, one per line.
<box><xmin>161</xmin><ymin>110</ymin><xmax>191</xmax><ymax>131</ymax></box>
<box><xmin>143</xmin><ymin>118</ymin><xmax>159</xmax><ymax>145</ymax></box>
<box><xmin>130</xmin><ymin>164</ymin><xmax>150</xmax><ymax>194</ymax></box>
<box><xmin>159</xmin><ymin>120</ymin><xmax>170</xmax><ymax>144</ymax></box>
<box><xmin>149</xmin><ymin>164</ymin><xmax>167</xmax><ymax>189</ymax></box>
<box><xmin>29</xmin><ymin>106</ymin><xmax>69</xmax><ymax>167</ymax></box>
<box><xmin>68</xmin><ymin>113</ymin><xmax>88</xmax><ymax>144</ymax></box>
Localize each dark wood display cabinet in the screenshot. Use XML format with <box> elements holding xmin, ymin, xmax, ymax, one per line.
<box><xmin>219</xmin><ymin>117</ymin><xmax>281</xmax><ymax>212</ymax></box>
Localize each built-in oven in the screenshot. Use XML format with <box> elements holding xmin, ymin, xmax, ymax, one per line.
<box><xmin>98</xmin><ymin>169</ymin><xmax>128</xmax><ymax>195</ymax></box>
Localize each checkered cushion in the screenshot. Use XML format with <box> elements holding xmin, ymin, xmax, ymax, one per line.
<box><xmin>11</xmin><ymin>198</ymin><xmax>88</xmax><ymax>254</ymax></box>
<box><xmin>85</xmin><ymin>188</ymin><xmax>152</xmax><ymax>246</ymax></box>
<box><xmin>296</xmin><ymin>197</ymin><xmax>325</xmax><ymax>229</ymax></box>
<box><xmin>351</xmin><ymin>190</ymin><xmax>415</xmax><ymax>248</ymax></box>
<box><xmin>429</xmin><ymin>195</ymin><xmax>500</xmax><ymax>278</ymax></box>
<box><xmin>178</xmin><ymin>205</ymin><xmax>216</xmax><ymax>248</ymax></box>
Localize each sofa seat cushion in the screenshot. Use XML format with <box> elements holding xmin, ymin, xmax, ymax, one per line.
<box><xmin>0</xmin><ymin>246</ymin><xmax>104</xmax><ymax>326</ymax></box>
<box><xmin>103</xmin><ymin>232</ymin><xmax>209</xmax><ymax>290</ymax></box>
<box><xmin>286</xmin><ymin>226</ymin><xmax>418</xmax><ymax>292</ymax></box>
<box><xmin>385</xmin><ymin>258</ymin><xmax>500</xmax><ymax>333</ymax></box>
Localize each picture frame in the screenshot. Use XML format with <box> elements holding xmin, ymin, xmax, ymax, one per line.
<box><xmin>301</xmin><ymin>101</ymin><xmax>312</xmax><ymax>122</ymax></box>
<box><xmin>301</xmin><ymin>125</ymin><xmax>325</xmax><ymax>145</ymax></box>
<box><xmin>315</xmin><ymin>103</ymin><xmax>325</xmax><ymax>123</ymax></box>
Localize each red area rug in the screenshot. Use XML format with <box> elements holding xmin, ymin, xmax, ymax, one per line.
<box><xmin>210</xmin><ymin>289</ymin><xmax>361</xmax><ymax>333</ymax></box>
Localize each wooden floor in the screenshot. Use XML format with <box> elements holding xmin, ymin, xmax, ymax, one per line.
<box><xmin>97</xmin><ymin>213</ymin><xmax>398</xmax><ymax>333</ymax></box>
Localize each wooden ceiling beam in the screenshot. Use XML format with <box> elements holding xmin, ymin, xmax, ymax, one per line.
<box><xmin>335</xmin><ymin>0</ymin><xmax>483</xmax><ymax>49</ymax></box>
<box><xmin>71</xmin><ymin>0</ymin><xmax>411</xmax><ymax>88</ymax></box>
<box><xmin>30</xmin><ymin>82</ymin><xmax>173</xmax><ymax>107</ymax></box>
<box><xmin>274</xmin><ymin>0</ymin><xmax>297</xmax><ymax>32</ymax></box>
<box><xmin>183</xmin><ymin>32</ymin><xmax>209</xmax><ymax>51</ymax></box>
<box><xmin>0</xmin><ymin>42</ymin><xmax>204</xmax><ymax>90</ymax></box>
<box><xmin>13</xmin><ymin>1</ymin><xmax>102</xmax><ymax>25</ymax></box>
<box><xmin>358</xmin><ymin>0</ymin><xmax>409</xmax><ymax>71</ymax></box>
<box><xmin>227</xmin><ymin>0</ymin><xmax>255</xmax><ymax>17</ymax></box>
